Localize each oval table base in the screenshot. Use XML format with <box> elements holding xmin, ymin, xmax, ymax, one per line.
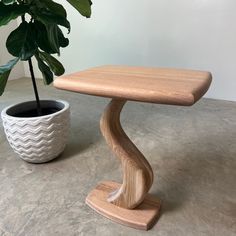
<box><xmin>86</xmin><ymin>181</ymin><xmax>161</xmax><ymax>230</ymax></box>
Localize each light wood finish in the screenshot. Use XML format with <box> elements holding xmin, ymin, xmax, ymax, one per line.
<box><xmin>54</xmin><ymin>65</ymin><xmax>212</xmax><ymax>106</ymax></box>
<box><xmin>100</xmin><ymin>99</ymin><xmax>153</xmax><ymax>209</ymax></box>
<box><xmin>54</xmin><ymin>65</ymin><xmax>212</xmax><ymax>230</ymax></box>
<box><xmin>86</xmin><ymin>181</ymin><xmax>161</xmax><ymax>230</ymax></box>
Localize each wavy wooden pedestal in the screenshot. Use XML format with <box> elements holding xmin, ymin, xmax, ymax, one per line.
<box><xmin>54</xmin><ymin>65</ymin><xmax>212</xmax><ymax>230</ymax></box>
<box><xmin>86</xmin><ymin>99</ymin><xmax>161</xmax><ymax>230</ymax></box>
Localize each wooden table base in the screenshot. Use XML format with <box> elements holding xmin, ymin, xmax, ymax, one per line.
<box><xmin>86</xmin><ymin>99</ymin><xmax>161</xmax><ymax>230</ymax></box>
<box><xmin>86</xmin><ymin>181</ymin><xmax>161</xmax><ymax>230</ymax></box>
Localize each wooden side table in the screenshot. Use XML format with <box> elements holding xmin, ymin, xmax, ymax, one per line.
<box><xmin>54</xmin><ymin>65</ymin><xmax>212</xmax><ymax>230</ymax></box>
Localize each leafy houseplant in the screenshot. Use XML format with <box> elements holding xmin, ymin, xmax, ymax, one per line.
<box><xmin>0</xmin><ymin>0</ymin><xmax>92</xmax><ymax>163</ymax></box>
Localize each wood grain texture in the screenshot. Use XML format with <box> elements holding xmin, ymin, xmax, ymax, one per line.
<box><xmin>54</xmin><ymin>65</ymin><xmax>212</xmax><ymax>106</ymax></box>
<box><xmin>86</xmin><ymin>181</ymin><xmax>161</xmax><ymax>230</ymax></box>
<box><xmin>100</xmin><ymin>99</ymin><xmax>153</xmax><ymax>209</ymax></box>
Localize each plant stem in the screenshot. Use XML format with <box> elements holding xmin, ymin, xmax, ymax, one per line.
<box><xmin>28</xmin><ymin>58</ymin><xmax>42</xmax><ymax>116</ymax></box>
<box><xmin>21</xmin><ymin>14</ymin><xmax>42</xmax><ymax>116</ymax></box>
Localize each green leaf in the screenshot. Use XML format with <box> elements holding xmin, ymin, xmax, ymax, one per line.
<box><xmin>66</xmin><ymin>0</ymin><xmax>92</xmax><ymax>18</ymax></box>
<box><xmin>2</xmin><ymin>0</ymin><xmax>16</xmax><ymax>5</ymax></box>
<box><xmin>32</xmin><ymin>7</ymin><xmax>70</xmax><ymax>31</ymax></box>
<box><xmin>39</xmin><ymin>51</ymin><xmax>65</xmax><ymax>76</ymax></box>
<box><xmin>0</xmin><ymin>57</ymin><xmax>19</xmax><ymax>95</ymax></box>
<box><xmin>0</xmin><ymin>57</ymin><xmax>19</xmax><ymax>74</ymax></box>
<box><xmin>34</xmin><ymin>20</ymin><xmax>57</xmax><ymax>54</ymax></box>
<box><xmin>35</xmin><ymin>54</ymin><xmax>54</xmax><ymax>85</ymax></box>
<box><xmin>39</xmin><ymin>0</ymin><xmax>67</xmax><ymax>18</ymax></box>
<box><xmin>34</xmin><ymin>20</ymin><xmax>69</xmax><ymax>54</ymax></box>
<box><xmin>45</xmin><ymin>23</ymin><xmax>60</xmax><ymax>54</ymax></box>
<box><xmin>0</xmin><ymin>2</ymin><xmax>28</xmax><ymax>26</ymax></box>
<box><xmin>6</xmin><ymin>22</ymin><xmax>37</xmax><ymax>60</ymax></box>
<box><xmin>0</xmin><ymin>70</ymin><xmax>11</xmax><ymax>96</ymax></box>
<box><xmin>58</xmin><ymin>27</ymin><xmax>69</xmax><ymax>48</ymax></box>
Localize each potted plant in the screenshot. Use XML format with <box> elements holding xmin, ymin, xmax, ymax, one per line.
<box><xmin>0</xmin><ymin>0</ymin><xmax>92</xmax><ymax>163</ymax></box>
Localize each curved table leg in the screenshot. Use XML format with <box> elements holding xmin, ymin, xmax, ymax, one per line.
<box><xmin>86</xmin><ymin>99</ymin><xmax>161</xmax><ymax>230</ymax></box>
<box><xmin>101</xmin><ymin>99</ymin><xmax>154</xmax><ymax>209</ymax></box>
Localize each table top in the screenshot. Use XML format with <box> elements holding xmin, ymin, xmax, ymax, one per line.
<box><xmin>54</xmin><ymin>65</ymin><xmax>212</xmax><ymax>106</ymax></box>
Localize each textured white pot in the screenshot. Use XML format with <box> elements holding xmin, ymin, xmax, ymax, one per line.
<box><xmin>1</xmin><ymin>100</ymin><xmax>70</xmax><ymax>163</ymax></box>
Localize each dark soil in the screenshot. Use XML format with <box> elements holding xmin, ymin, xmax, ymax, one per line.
<box><xmin>16</xmin><ymin>107</ymin><xmax>61</xmax><ymax>118</ymax></box>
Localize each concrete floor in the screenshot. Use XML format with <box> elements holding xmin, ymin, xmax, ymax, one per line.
<box><xmin>0</xmin><ymin>78</ymin><xmax>235</xmax><ymax>236</ymax></box>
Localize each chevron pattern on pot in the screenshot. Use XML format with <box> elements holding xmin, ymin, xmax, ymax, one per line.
<box><xmin>1</xmin><ymin>101</ymin><xmax>70</xmax><ymax>163</ymax></box>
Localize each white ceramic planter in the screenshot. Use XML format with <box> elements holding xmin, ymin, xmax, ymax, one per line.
<box><xmin>1</xmin><ymin>100</ymin><xmax>70</xmax><ymax>163</ymax></box>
